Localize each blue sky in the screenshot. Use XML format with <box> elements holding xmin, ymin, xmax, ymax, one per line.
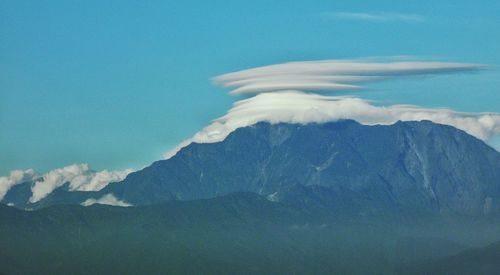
<box><xmin>1</xmin><ymin>0</ymin><xmax>499</xmax><ymax>175</ymax></box>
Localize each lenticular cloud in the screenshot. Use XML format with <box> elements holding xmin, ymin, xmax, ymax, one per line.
<box><xmin>213</xmin><ymin>59</ymin><xmax>484</xmax><ymax>95</ymax></box>
<box><xmin>164</xmin><ymin>59</ymin><xmax>499</xmax><ymax>158</ymax></box>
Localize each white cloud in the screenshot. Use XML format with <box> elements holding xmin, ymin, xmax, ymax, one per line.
<box><xmin>30</xmin><ymin>164</ymin><xmax>88</xmax><ymax>203</ymax></box>
<box><xmin>213</xmin><ymin>59</ymin><xmax>484</xmax><ymax>95</ymax></box>
<box><xmin>322</xmin><ymin>12</ymin><xmax>425</xmax><ymax>23</ymax></box>
<box><xmin>81</xmin><ymin>193</ymin><xmax>132</xmax><ymax>207</ymax></box>
<box><xmin>164</xmin><ymin>91</ymin><xmax>500</xmax><ymax>158</ymax></box>
<box><xmin>0</xmin><ymin>164</ymin><xmax>132</xmax><ymax>204</ymax></box>
<box><xmin>69</xmin><ymin>168</ymin><xmax>134</xmax><ymax>192</ymax></box>
<box><xmin>0</xmin><ymin>169</ymin><xmax>36</xmax><ymax>201</ymax></box>
<box><xmin>29</xmin><ymin>164</ymin><xmax>132</xmax><ymax>203</ymax></box>
<box><xmin>164</xmin><ymin>59</ymin><xmax>497</xmax><ymax>158</ymax></box>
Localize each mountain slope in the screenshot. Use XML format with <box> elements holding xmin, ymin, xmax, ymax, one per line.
<box><xmin>101</xmin><ymin>120</ymin><xmax>500</xmax><ymax>215</ymax></box>
<box><xmin>407</xmin><ymin>241</ymin><xmax>500</xmax><ymax>275</ymax></box>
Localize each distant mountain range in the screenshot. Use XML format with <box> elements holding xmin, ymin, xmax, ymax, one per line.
<box><xmin>4</xmin><ymin>120</ymin><xmax>500</xmax><ymax>217</ymax></box>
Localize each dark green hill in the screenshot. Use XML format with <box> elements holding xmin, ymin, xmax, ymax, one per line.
<box><xmin>1</xmin><ymin>193</ymin><xmax>499</xmax><ymax>275</ymax></box>
<box><xmin>406</xmin><ymin>241</ymin><xmax>500</xmax><ymax>275</ymax></box>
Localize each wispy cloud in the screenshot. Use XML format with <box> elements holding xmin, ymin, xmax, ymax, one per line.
<box><xmin>81</xmin><ymin>194</ymin><xmax>131</xmax><ymax>207</ymax></box>
<box><xmin>213</xmin><ymin>59</ymin><xmax>485</xmax><ymax>95</ymax></box>
<box><xmin>322</xmin><ymin>12</ymin><xmax>425</xmax><ymax>23</ymax></box>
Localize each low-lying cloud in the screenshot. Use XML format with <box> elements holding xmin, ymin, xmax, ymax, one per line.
<box><xmin>81</xmin><ymin>193</ymin><xmax>132</xmax><ymax>207</ymax></box>
<box><xmin>0</xmin><ymin>169</ymin><xmax>37</xmax><ymax>201</ymax></box>
<box><xmin>0</xmin><ymin>164</ymin><xmax>132</xmax><ymax>203</ymax></box>
<box><xmin>29</xmin><ymin>164</ymin><xmax>132</xmax><ymax>203</ymax></box>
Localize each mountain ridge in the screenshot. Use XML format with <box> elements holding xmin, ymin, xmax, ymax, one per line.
<box><xmin>3</xmin><ymin>120</ymin><xmax>500</xmax><ymax>215</ymax></box>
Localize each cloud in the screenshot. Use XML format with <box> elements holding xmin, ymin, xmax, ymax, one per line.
<box><xmin>0</xmin><ymin>164</ymin><xmax>132</xmax><ymax>204</ymax></box>
<box><xmin>213</xmin><ymin>59</ymin><xmax>484</xmax><ymax>95</ymax></box>
<box><xmin>164</xmin><ymin>91</ymin><xmax>500</xmax><ymax>158</ymax></box>
<box><xmin>29</xmin><ymin>164</ymin><xmax>132</xmax><ymax>203</ymax></box>
<box><xmin>164</xmin><ymin>59</ymin><xmax>497</xmax><ymax>158</ymax></box>
<box><xmin>0</xmin><ymin>169</ymin><xmax>37</xmax><ymax>201</ymax></box>
<box><xmin>322</xmin><ymin>12</ymin><xmax>425</xmax><ymax>23</ymax></box>
<box><xmin>81</xmin><ymin>193</ymin><xmax>132</xmax><ymax>207</ymax></box>
<box><xmin>68</xmin><ymin>168</ymin><xmax>134</xmax><ymax>192</ymax></box>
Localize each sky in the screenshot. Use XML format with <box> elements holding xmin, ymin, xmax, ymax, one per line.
<box><xmin>1</xmin><ymin>0</ymin><xmax>500</xmax><ymax>176</ymax></box>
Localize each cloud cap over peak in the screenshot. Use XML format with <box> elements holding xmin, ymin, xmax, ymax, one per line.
<box><xmin>163</xmin><ymin>91</ymin><xmax>500</xmax><ymax>159</ymax></box>
<box><xmin>164</xmin><ymin>58</ymin><xmax>497</xmax><ymax>159</ymax></box>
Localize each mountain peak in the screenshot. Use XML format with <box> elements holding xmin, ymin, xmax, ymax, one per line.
<box><xmin>97</xmin><ymin>120</ymin><xmax>500</xmax><ymax>215</ymax></box>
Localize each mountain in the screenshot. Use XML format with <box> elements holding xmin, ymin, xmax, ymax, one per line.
<box><xmin>2</xmin><ymin>120</ymin><xmax>500</xmax><ymax>274</ymax></box>
<box><xmin>3</xmin><ymin>120</ymin><xmax>500</xmax><ymax>216</ymax></box>
<box><xmin>102</xmin><ymin>120</ymin><xmax>500</xmax><ymax>215</ymax></box>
